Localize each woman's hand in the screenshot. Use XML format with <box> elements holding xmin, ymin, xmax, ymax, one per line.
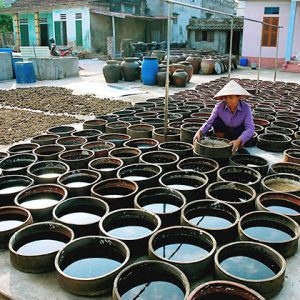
<box><xmin>230</xmin><ymin>138</ymin><xmax>242</xmax><ymax>153</ymax></box>
<box><xmin>193</xmin><ymin>130</ymin><xmax>202</xmax><ymax>143</ymax></box>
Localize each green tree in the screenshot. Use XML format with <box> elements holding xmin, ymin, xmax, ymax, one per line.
<box><xmin>0</xmin><ymin>0</ymin><xmax>13</xmax><ymax>33</ymax></box>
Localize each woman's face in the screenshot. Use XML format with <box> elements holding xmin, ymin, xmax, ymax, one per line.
<box><xmin>224</xmin><ymin>95</ymin><xmax>240</xmax><ymax>109</ymax></box>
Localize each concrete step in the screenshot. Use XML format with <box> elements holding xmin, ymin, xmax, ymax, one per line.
<box><xmin>282</xmin><ymin>61</ymin><xmax>300</xmax><ymax>73</ymax></box>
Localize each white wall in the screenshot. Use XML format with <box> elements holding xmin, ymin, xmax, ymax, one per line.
<box><xmin>242</xmin><ymin>1</ymin><xmax>289</xmax><ymax>58</ymax></box>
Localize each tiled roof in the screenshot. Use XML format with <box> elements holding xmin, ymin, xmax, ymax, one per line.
<box><xmin>187</xmin><ymin>17</ymin><xmax>244</xmax><ymax>31</ymax></box>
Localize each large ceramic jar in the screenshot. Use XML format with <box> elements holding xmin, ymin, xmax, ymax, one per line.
<box><xmin>103</xmin><ymin>60</ymin><xmax>121</xmax><ymax>83</ymax></box>
<box><xmin>121</xmin><ymin>57</ymin><xmax>139</xmax><ymax>81</ymax></box>
<box><xmin>172</xmin><ymin>69</ymin><xmax>188</xmax><ymax>87</ymax></box>
<box><xmin>186</xmin><ymin>54</ymin><xmax>201</xmax><ymax>74</ymax></box>
<box><xmin>178</xmin><ymin>61</ymin><xmax>193</xmax><ymax>82</ymax></box>
<box><xmin>201</xmin><ymin>59</ymin><xmax>215</xmax><ymax>75</ymax></box>
<box><xmin>156</xmin><ymin>67</ymin><xmax>170</xmax><ymax>87</ymax></box>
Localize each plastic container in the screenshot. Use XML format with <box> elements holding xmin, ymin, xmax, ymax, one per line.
<box><xmin>240</xmin><ymin>57</ymin><xmax>249</xmax><ymax>66</ymax></box>
<box><xmin>141</xmin><ymin>57</ymin><xmax>159</xmax><ymax>85</ymax></box>
<box><xmin>15</xmin><ymin>61</ymin><xmax>37</xmax><ymax>84</ymax></box>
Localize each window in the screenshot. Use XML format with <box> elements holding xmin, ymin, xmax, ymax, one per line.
<box><xmin>264</xmin><ymin>7</ymin><xmax>279</xmax><ymax>15</ymax></box>
<box><xmin>39</xmin><ymin>18</ymin><xmax>48</xmax><ymax>24</ymax></box>
<box><xmin>262</xmin><ymin>16</ymin><xmax>279</xmax><ymax>47</ymax></box>
<box><xmin>60</xmin><ymin>14</ymin><xmax>67</xmax><ymax>21</ymax></box>
<box><xmin>75</xmin><ymin>13</ymin><xmax>82</xmax><ymax>20</ymax></box>
<box><xmin>195</xmin><ymin>30</ymin><xmax>214</xmax><ymax>42</ymax></box>
<box><xmin>19</xmin><ymin>18</ymin><xmax>28</xmax><ymax>24</ymax></box>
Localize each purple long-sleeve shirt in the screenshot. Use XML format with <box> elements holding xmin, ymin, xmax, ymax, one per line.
<box><xmin>200</xmin><ymin>100</ymin><xmax>255</xmax><ymax>145</ymax></box>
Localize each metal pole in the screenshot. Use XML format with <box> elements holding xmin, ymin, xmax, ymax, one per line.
<box><xmin>256</xmin><ymin>23</ymin><xmax>263</xmax><ymax>93</ymax></box>
<box><xmin>228</xmin><ymin>16</ymin><xmax>234</xmax><ymax>80</ymax></box>
<box><xmin>164</xmin><ymin>2</ymin><xmax>172</xmax><ymax>140</ymax></box>
<box><xmin>274</xmin><ymin>28</ymin><xmax>280</xmax><ymax>82</ymax></box>
<box><xmin>112</xmin><ymin>16</ymin><xmax>116</xmax><ymax>58</ymax></box>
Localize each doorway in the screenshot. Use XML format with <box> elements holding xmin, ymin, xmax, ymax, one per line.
<box><xmin>226</xmin><ymin>31</ymin><xmax>241</xmax><ymax>56</ymax></box>
<box><xmin>20</xmin><ymin>24</ymin><xmax>29</xmax><ymax>46</ymax></box>
<box><xmin>40</xmin><ymin>24</ymin><xmax>49</xmax><ymax>46</ymax></box>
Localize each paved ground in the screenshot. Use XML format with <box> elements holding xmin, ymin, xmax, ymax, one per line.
<box><xmin>1</xmin><ymin>59</ymin><xmax>300</xmax><ymax>104</ymax></box>
<box><xmin>0</xmin><ymin>60</ymin><xmax>300</xmax><ymax>300</ymax></box>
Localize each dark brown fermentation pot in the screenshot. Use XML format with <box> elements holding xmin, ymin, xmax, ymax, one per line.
<box><xmin>239</xmin><ymin>211</ymin><xmax>300</xmax><ymax>257</ymax></box>
<box><xmin>89</xmin><ymin>157</ymin><xmax>123</xmax><ymax>180</ymax></box>
<box><xmin>177</xmin><ymin>157</ymin><xmax>219</xmax><ymax>182</ymax></box>
<box><xmin>33</xmin><ymin>144</ymin><xmax>66</xmax><ymax>161</ymax></box>
<box><xmin>134</xmin><ymin>187</ymin><xmax>186</xmax><ymax>227</ymax></box>
<box><xmin>140</xmin><ymin>150</ymin><xmax>180</xmax><ymax>172</ymax></box>
<box><xmin>214</xmin><ymin>241</ymin><xmax>286</xmax><ymax>298</ymax></box>
<box><xmin>0</xmin><ymin>154</ymin><xmax>37</xmax><ymax>176</ymax></box>
<box><xmin>152</xmin><ymin>127</ymin><xmax>181</xmax><ymax>143</ymax></box>
<box><xmin>148</xmin><ymin>226</ymin><xmax>217</xmax><ymax>280</ymax></box>
<box><xmin>229</xmin><ymin>154</ymin><xmax>269</xmax><ymax>176</ymax></box>
<box><xmin>0</xmin><ymin>206</ymin><xmax>33</xmax><ymax>249</ymax></box>
<box><xmin>55</xmin><ymin>236</ymin><xmax>129</xmax><ymax>296</ymax></box>
<box><xmin>27</xmin><ymin>160</ymin><xmax>70</xmax><ymax>184</ymax></box>
<box><xmin>256</xmin><ymin>192</ymin><xmax>300</xmax><ymax>225</ymax></box>
<box><xmin>121</xmin><ymin>57</ymin><xmax>139</xmax><ymax>81</ymax></box>
<box><xmin>99</xmin><ymin>208</ymin><xmax>161</xmax><ymax>256</ymax></box>
<box><xmin>187</xmin><ymin>280</ymin><xmax>265</xmax><ymax>300</ymax></box>
<box><xmin>124</xmin><ymin>138</ymin><xmax>158</xmax><ymax>153</ymax></box>
<box><xmin>71</xmin><ymin>129</ymin><xmax>102</xmax><ymax>142</ymax></box>
<box><xmin>117</xmin><ymin>163</ymin><xmax>162</xmax><ymax>189</ymax></box>
<box><xmin>53</xmin><ymin>196</ymin><xmax>109</xmax><ymax>237</ymax></box>
<box><xmin>158</xmin><ymin>141</ymin><xmax>193</xmax><ymax>159</ymax></box>
<box><xmin>108</xmin><ymin>147</ymin><xmax>141</xmax><ymax>166</ymax></box>
<box><xmin>57</xmin><ymin>169</ymin><xmax>101</xmax><ymax>197</ymax></box>
<box><xmin>105</xmin><ymin>121</ymin><xmax>131</xmax><ymax>134</ymax></box>
<box><xmin>159</xmin><ymin>170</ymin><xmax>208</xmax><ymax>202</ymax></box>
<box><xmin>103</xmin><ymin>60</ymin><xmax>121</xmax><ymax>83</ymax></box>
<box><xmin>217</xmin><ymin>165</ymin><xmax>261</xmax><ymax>191</ymax></box>
<box><xmin>47</xmin><ymin>125</ymin><xmax>76</xmax><ymax>137</ymax></box>
<box><xmin>269</xmin><ymin>162</ymin><xmax>300</xmax><ymax>176</ymax></box>
<box><xmin>91</xmin><ymin>178</ymin><xmax>138</xmax><ymax>210</ymax></box>
<box><xmin>59</xmin><ymin>149</ymin><xmax>95</xmax><ymax>170</ymax></box>
<box><xmin>98</xmin><ymin>133</ymin><xmax>131</xmax><ymax>148</ymax></box>
<box><xmin>261</xmin><ymin>173</ymin><xmax>300</xmax><ymax>196</ymax></box>
<box><xmin>283</xmin><ymin>149</ymin><xmax>300</xmax><ymax>164</ymax></box>
<box><xmin>0</xmin><ymin>175</ymin><xmax>34</xmax><ymax>206</ymax></box>
<box><xmin>8</xmin><ymin>143</ymin><xmax>39</xmax><ymax>155</ymax></box>
<box><xmin>112</xmin><ymin>260</ymin><xmax>190</xmax><ymax>300</ymax></box>
<box><xmin>257</xmin><ymin>133</ymin><xmax>291</xmax><ymax>152</ymax></box>
<box><xmin>9</xmin><ymin>222</ymin><xmax>74</xmax><ymax>273</ymax></box>
<box><xmin>31</xmin><ymin>134</ymin><xmax>59</xmax><ymax>146</ymax></box>
<box><xmin>181</xmin><ymin>199</ymin><xmax>240</xmax><ymax>244</ymax></box>
<box><xmin>83</xmin><ymin>119</ymin><xmax>107</xmax><ymax>132</ymax></box>
<box><xmin>206</xmin><ymin>181</ymin><xmax>256</xmax><ymax>214</ymax></box>
<box><xmin>14</xmin><ymin>184</ymin><xmax>68</xmax><ymax>221</ymax></box>
<box><xmin>81</xmin><ymin>141</ymin><xmax>115</xmax><ymax>158</ymax></box>
<box><xmin>56</xmin><ymin>136</ymin><xmax>88</xmax><ymax>150</ymax></box>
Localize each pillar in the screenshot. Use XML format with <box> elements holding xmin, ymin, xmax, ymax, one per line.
<box><xmin>13</xmin><ymin>13</ymin><xmax>20</xmax><ymax>50</ymax></box>
<box><xmin>285</xmin><ymin>0</ymin><xmax>297</xmax><ymax>61</ymax></box>
<box><xmin>34</xmin><ymin>12</ymin><xmax>41</xmax><ymax>46</ymax></box>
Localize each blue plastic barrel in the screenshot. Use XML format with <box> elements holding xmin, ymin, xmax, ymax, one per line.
<box><xmin>142</xmin><ymin>57</ymin><xmax>159</xmax><ymax>85</ymax></box>
<box><xmin>240</xmin><ymin>57</ymin><xmax>248</xmax><ymax>66</ymax></box>
<box><xmin>15</xmin><ymin>61</ymin><xmax>37</xmax><ymax>84</ymax></box>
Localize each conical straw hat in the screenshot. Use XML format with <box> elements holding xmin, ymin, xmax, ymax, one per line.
<box><xmin>213</xmin><ymin>80</ymin><xmax>252</xmax><ymax>100</ymax></box>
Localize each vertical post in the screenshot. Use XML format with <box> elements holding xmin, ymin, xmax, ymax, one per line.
<box><xmin>112</xmin><ymin>16</ymin><xmax>116</xmax><ymax>58</ymax></box>
<box><xmin>285</xmin><ymin>0</ymin><xmax>297</xmax><ymax>61</ymax></box>
<box><xmin>274</xmin><ymin>27</ymin><xmax>280</xmax><ymax>82</ymax></box>
<box><xmin>164</xmin><ymin>2</ymin><xmax>172</xmax><ymax>140</ymax></box>
<box><xmin>228</xmin><ymin>16</ymin><xmax>234</xmax><ymax>80</ymax></box>
<box><xmin>256</xmin><ymin>23</ymin><xmax>263</xmax><ymax>94</ymax></box>
<box><xmin>13</xmin><ymin>13</ymin><xmax>20</xmax><ymax>51</ymax></box>
<box><xmin>34</xmin><ymin>12</ymin><xmax>41</xmax><ymax>46</ymax></box>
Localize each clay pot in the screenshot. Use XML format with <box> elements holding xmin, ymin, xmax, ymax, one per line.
<box><xmin>103</xmin><ymin>60</ymin><xmax>121</xmax><ymax>83</ymax></box>
<box><xmin>127</xmin><ymin>124</ymin><xmax>154</xmax><ymax>139</ymax></box>
<box><xmin>83</xmin><ymin>119</ymin><xmax>107</xmax><ymax>132</ymax></box>
<box><xmin>172</xmin><ymin>69</ymin><xmax>188</xmax><ymax>87</ymax></box>
<box><xmin>71</xmin><ymin>129</ymin><xmax>102</xmax><ymax>142</ymax></box>
<box><xmin>121</xmin><ymin>58</ymin><xmax>139</xmax><ymax>81</ymax></box>
<box><xmin>89</xmin><ymin>157</ymin><xmax>123</xmax><ymax>180</ymax></box>
<box><xmin>8</xmin><ymin>143</ymin><xmax>39</xmax><ymax>155</ymax></box>
<box><xmin>257</xmin><ymin>133</ymin><xmax>291</xmax><ymax>152</ymax></box>
<box><xmin>200</xmin><ymin>59</ymin><xmax>215</xmax><ymax>75</ymax></box>
<box><xmin>178</xmin><ymin>61</ymin><xmax>193</xmax><ymax>82</ymax></box>
<box><xmin>186</xmin><ymin>54</ymin><xmax>201</xmax><ymax>74</ymax></box>
<box><xmin>283</xmin><ymin>149</ymin><xmax>300</xmax><ymax>164</ymax></box>
<box><xmin>124</xmin><ymin>138</ymin><xmax>158</xmax><ymax>153</ymax></box>
<box><xmin>156</xmin><ymin>68</ymin><xmax>170</xmax><ymax>87</ymax></box>
<box><xmin>47</xmin><ymin>126</ymin><xmax>76</xmax><ymax>137</ymax></box>
<box><xmin>59</xmin><ymin>149</ymin><xmax>95</xmax><ymax>170</ymax></box>
<box><xmin>81</xmin><ymin>141</ymin><xmax>115</xmax><ymax>158</ymax></box>
<box><xmin>152</xmin><ymin>127</ymin><xmax>180</xmax><ymax>143</ymax></box>
<box><xmin>56</xmin><ymin>136</ymin><xmax>87</xmax><ymax>150</ymax></box>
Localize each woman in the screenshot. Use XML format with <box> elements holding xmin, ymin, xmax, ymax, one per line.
<box><xmin>194</xmin><ymin>80</ymin><xmax>255</xmax><ymax>153</ymax></box>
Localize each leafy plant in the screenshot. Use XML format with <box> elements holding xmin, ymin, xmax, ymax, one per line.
<box><xmin>0</xmin><ymin>0</ymin><xmax>13</xmax><ymax>32</ymax></box>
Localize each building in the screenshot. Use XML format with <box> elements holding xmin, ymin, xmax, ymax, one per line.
<box><xmin>146</xmin><ymin>0</ymin><xmax>236</xmax><ymax>43</ymax></box>
<box><xmin>0</xmin><ymin>0</ymin><xmax>168</xmax><ymax>54</ymax></box>
<box><xmin>242</xmin><ymin>0</ymin><xmax>300</xmax><ymax>71</ymax></box>
<box><xmin>187</xmin><ymin>17</ymin><xmax>244</xmax><ymax>55</ymax></box>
